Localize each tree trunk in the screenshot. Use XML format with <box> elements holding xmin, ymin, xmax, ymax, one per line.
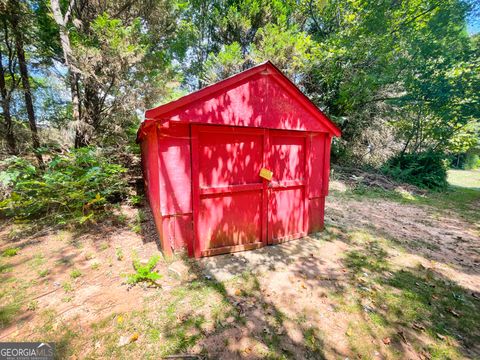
<box><xmin>0</xmin><ymin>52</ymin><xmax>17</xmax><ymax>155</ymax></box>
<box><xmin>50</xmin><ymin>0</ymin><xmax>86</xmax><ymax>147</ymax></box>
<box><xmin>9</xmin><ymin>1</ymin><xmax>44</xmax><ymax>168</ymax></box>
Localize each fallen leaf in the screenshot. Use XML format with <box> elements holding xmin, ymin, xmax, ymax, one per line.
<box><xmin>382</xmin><ymin>337</ymin><xmax>391</xmax><ymax>345</ymax></box>
<box><xmin>118</xmin><ymin>332</ymin><xmax>139</xmax><ymax>347</ymax></box>
<box><xmin>436</xmin><ymin>333</ymin><xmax>446</xmax><ymax>340</ymax></box>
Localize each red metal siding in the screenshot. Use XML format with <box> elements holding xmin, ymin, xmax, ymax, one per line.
<box><xmin>139</xmin><ymin>61</ymin><xmax>340</xmax><ymax>257</ymax></box>
<box><xmin>267</xmin><ymin>75</ymin><xmax>331</xmax><ymax>132</ymax></box>
<box><xmin>168</xmin><ymin>74</ymin><xmax>267</xmax><ymax>127</ymax></box>
<box><xmin>308</xmin><ymin>133</ymin><xmax>330</xmax><ymax>233</ymax></box>
<box><xmin>268</xmin><ymin>131</ymin><xmax>307</xmax><ymax>244</ymax></box>
<box><xmin>140</xmin><ymin>126</ymin><xmax>171</xmax><ymax>255</ymax></box>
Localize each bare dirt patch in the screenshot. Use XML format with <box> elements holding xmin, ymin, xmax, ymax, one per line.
<box><xmin>1</xmin><ymin>183</ymin><xmax>479</xmax><ymax>359</ymax></box>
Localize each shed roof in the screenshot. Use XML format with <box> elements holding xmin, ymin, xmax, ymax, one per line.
<box><xmin>138</xmin><ymin>61</ymin><xmax>341</xmax><ymax>141</ymax></box>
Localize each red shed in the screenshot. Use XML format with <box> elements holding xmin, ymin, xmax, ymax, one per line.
<box><xmin>137</xmin><ymin>61</ymin><xmax>341</xmax><ymax>258</ymax></box>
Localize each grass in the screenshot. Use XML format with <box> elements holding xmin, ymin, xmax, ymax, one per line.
<box><xmin>84</xmin><ymin>274</ymin><xmax>234</xmax><ymax>359</ymax></box>
<box><xmin>1</xmin><ymin>169</ymin><xmax>478</xmax><ymax>359</ymax></box>
<box><xmin>448</xmin><ymin>169</ymin><xmax>480</xmax><ymax>189</ymax></box>
<box><xmin>332</xmin><ymin>169</ymin><xmax>480</xmax><ymax>224</ymax></box>
<box><xmin>70</xmin><ymin>269</ymin><xmax>82</xmax><ymax>279</ymax></box>
<box><xmin>0</xmin><ymin>277</ymin><xmax>30</xmax><ymax>328</ymax></box>
<box><xmin>339</xmin><ymin>229</ymin><xmax>480</xmax><ymax>359</ymax></box>
<box><xmin>2</xmin><ymin>247</ymin><xmax>20</xmax><ymax>257</ymax></box>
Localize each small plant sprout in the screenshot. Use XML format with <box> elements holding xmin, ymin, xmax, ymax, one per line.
<box><xmin>70</xmin><ymin>269</ymin><xmax>82</xmax><ymax>279</ymax></box>
<box><xmin>38</xmin><ymin>269</ymin><xmax>49</xmax><ymax>278</ymax></box>
<box><xmin>62</xmin><ymin>281</ymin><xmax>73</xmax><ymax>292</ymax></box>
<box><xmin>27</xmin><ymin>300</ymin><xmax>38</xmax><ymax>311</ymax></box>
<box><xmin>2</xmin><ymin>248</ymin><xmax>20</xmax><ymax>257</ymax></box>
<box><xmin>128</xmin><ymin>194</ymin><xmax>144</xmax><ymax>206</ymax></box>
<box><xmin>115</xmin><ymin>247</ymin><xmax>124</xmax><ymax>261</ymax></box>
<box><xmin>125</xmin><ymin>255</ymin><xmax>163</xmax><ymax>287</ymax></box>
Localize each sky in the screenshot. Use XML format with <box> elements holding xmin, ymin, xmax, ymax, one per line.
<box><xmin>466</xmin><ymin>0</ymin><xmax>480</xmax><ymax>34</ymax></box>
<box><xmin>468</xmin><ymin>21</ymin><xmax>479</xmax><ymax>34</ymax></box>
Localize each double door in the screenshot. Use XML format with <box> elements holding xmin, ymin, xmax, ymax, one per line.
<box><xmin>191</xmin><ymin>125</ymin><xmax>309</xmax><ymax>257</ymax></box>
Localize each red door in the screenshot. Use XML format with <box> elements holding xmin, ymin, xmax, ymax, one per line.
<box><xmin>191</xmin><ymin>125</ymin><xmax>308</xmax><ymax>257</ymax></box>
<box><xmin>267</xmin><ymin>131</ymin><xmax>308</xmax><ymax>244</ymax></box>
<box><xmin>191</xmin><ymin>125</ymin><xmax>268</xmax><ymax>257</ymax></box>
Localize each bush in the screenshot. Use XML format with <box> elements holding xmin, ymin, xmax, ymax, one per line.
<box><xmin>464</xmin><ymin>153</ymin><xmax>480</xmax><ymax>170</ymax></box>
<box><xmin>450</xmin><ymin>151</ymin><xmax>480</xmax><ymax>170</ymax></box>
<box><xmin>0</xmin><ymin>147</ymin><xmax>128</xmax><ymax>224</ymax></box>
<box><xmin>382</xmin><ymin>151</ymin><xmax>448</xmax><ymax>190</ymax></box>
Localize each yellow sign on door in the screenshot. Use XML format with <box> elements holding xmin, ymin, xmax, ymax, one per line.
<box><xmin>259</xmin><ymin>168</ymin><xmax>273</xmax><ymax>181</ymax></box>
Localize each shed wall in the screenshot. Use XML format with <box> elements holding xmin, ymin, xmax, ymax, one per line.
<box><xmin>162</xmin><ymin>74</ymin><xmax>331</xmax><ymax>133</ymax></box>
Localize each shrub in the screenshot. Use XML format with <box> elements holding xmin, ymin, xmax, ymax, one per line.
<box><xmin>382</xmin><ymin>151</ymin><xmax>448</xmax><ymax>190</ymax></box>
<box><xmin>0</xmin><ymin>147</ymin><xmax>128</xmax><ymax>225</ymax></box>
<box><xmin>464</xmin><ymin>153</ymin><xmax>480</xmax><ymax>170</ymax></box>
<box><xmin>125</xmin><ymin>255</ymin><xmax>162</xmax><ymax>287</ymax></box>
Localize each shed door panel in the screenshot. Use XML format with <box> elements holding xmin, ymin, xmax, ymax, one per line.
<box><xmin>192</xmin><ymin>126</ymin><xmax>266</xmax><ymax>257</ymax></box>
<box><xmin>268</xmin><ymin>132</ymin><xmax>307</xmax><ymax>244</ymax></box>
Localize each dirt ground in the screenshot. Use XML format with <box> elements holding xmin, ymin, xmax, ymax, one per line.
<box><xmin>0</xmin><ymin>176</ymin><xmax>479</xmax><ymax>359</ymax></box>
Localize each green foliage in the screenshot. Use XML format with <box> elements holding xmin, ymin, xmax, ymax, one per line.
<box><xmin>203</xmin><ymin>42</ymin><xmax>244</xmax><ymax>84</ymax></box>
<box><xmin>128</xmin><ymin>195</ymin><xmax>143</xmax><ymax>206</ymax></box>
<box><xmin>125</xmin><ymin>255</ymin><xmax>162</xmax><ymax>287</ymax></box>
<box><xmin>453</xmin><ymin>147</ymin><xmax>480</xmax><ymax>170</ymax></box>
<box><xmin>38</xmin><ymin>269</ymin><xmax>49</xmax><ymax>278</ymax></box>
<box><xmin>62</xmin><ymin>281</ymin><xmax>73</xmax><ymax>293</ymax></box>
<box><xmin>0</xmin><ymin>147</ymin><xmax>127</xmax><ymax>225</ymax></box>
<box><xmin>464</xmin><ymin>153</ymin><xmax>480</xmax><ymax>169</ymax></box>
<box><xmin>382</xmin><ymin>151</ymin><xmax>449</xmax><ymax>190</ymax></box>
<box><xmin>2</xmin><ymin>248</ymin><xmax>20</xmax><ymax>257</ymax></box>
<box><xmin>115</xmin><ymin>247</ymin><xmax>124</xmax><ymax>261</ymax></box>
<box><xmin>70</xmin><ymin>269</ymin><xmax>82</xmax><ymax>279</ymax></box>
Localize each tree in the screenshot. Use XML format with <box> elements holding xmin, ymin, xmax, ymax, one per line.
<box><xmin>8</xmin><ymin>0</ymin><xmax>44</xmax><ymax>167</ymax></box>
<box><xmin>50</xmin><ymin>0</ymin><xmax>179</xmax><ymax>147</ymax></box>
<box><xmin>0</xmin><ymin>11</ymin><xmax>19</xmax><ymax>155</ymax></box>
